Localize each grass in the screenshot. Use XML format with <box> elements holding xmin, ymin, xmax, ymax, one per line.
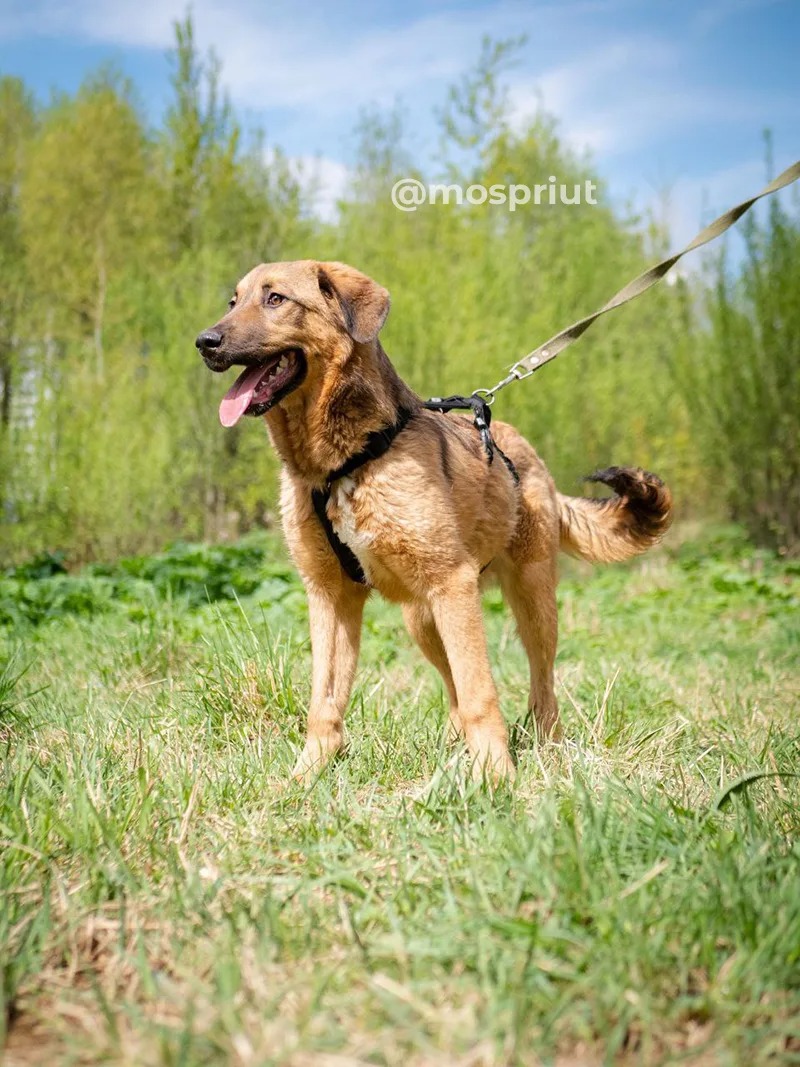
<box><xmin>1</xmin><ymin>525</ymin><xmax>799</xmax><ymax>1066</ymax></box>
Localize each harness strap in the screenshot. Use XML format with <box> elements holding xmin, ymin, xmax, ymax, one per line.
<box><xmin>312</xmin><ymin>406</ymin><xmax>415</xmax><ymax>585</ymax></box>
<box><xmin>327</xmin><ymin>406</ymin><xmax>415</xmax><ymax>483</ymax></box>
<box><xmin>311</xmin><ymin>486</ymin><xmax>368</xmax><ymax>585</ymax></box>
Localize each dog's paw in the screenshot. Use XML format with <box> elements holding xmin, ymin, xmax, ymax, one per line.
<box><xmin>468</xmin><ymin>741</ymin><xmax>516</xmax><ymax>786</ymax></box>
<box><xmin>291</xmin><ymin>738</ymin><xmax>340</xmax><ymax>783</ymax></box>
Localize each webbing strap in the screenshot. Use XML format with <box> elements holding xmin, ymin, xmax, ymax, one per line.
<box><xmin>312</xmin><ymin>407</ymin><xmax>416</xmax><ymax>585</ymax></box>
<box><xmin>480</xmin><ymin>158</ymin><xmax>800</xmax><ymax>397</ymax></box>
<box><xmin>311</xmin><ymin>485</ymin><xmax>367</xmax><ymax>585</ymax></box>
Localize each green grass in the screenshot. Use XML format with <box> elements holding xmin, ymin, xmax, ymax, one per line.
<box><xmin>2</xmin><ymin>527</ymin><xmax>799</xmax><ymax>1066</ymax></box>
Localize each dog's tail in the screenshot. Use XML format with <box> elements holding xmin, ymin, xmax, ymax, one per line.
<box><xmin>557</xmin><ymin>466</ymin><xmax>672</xmax><ymax>564</ymax></box>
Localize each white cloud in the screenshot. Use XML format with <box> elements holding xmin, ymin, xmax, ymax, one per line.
<box><xmin>0</xmin><ymin>0</ymin><xmax>186</xmax><ymax>48</ymax></box>
<box><xmin>0</xmin><ymin>0</ymin><xmax>633</xmax><ymax>117</ymax></box>
<box><xmin>507</xmin><ymin>32</ymin><xmax>789</xmax><ymax>159</ymax></box>
<box><xmin>1</xmin><ymin>0</ymin><xmax>470</xmax><ymax>105</ymax></box>
<box><xmin>515</xmin><ymin>36</ymin><xmax>676</xmax><ymax>125</ymax></box>
<box><xmin>283</xmin><ymin>154</ymin><xmax>353</xmax><ymax>222</ymax></box>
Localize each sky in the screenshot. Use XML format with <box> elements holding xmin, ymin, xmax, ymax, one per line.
<box><xmin>0</xmin><ymin>0</ymin><xmax>798</xmax><ymax>249</ymax></box>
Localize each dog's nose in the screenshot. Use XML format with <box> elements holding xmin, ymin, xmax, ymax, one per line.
<box><xmin>196</xmin><ymin>329</ymin><xmax>223</xmax><ymax>351</ymax></box>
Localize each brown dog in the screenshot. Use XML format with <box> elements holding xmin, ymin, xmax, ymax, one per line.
<box><xmin>196</xmin><ymin>261</ymin><xmax>672</xmax><ymax>782</ymax></box>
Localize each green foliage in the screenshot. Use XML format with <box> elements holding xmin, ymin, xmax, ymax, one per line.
<box><xmin>0</xmin><ymin>18</ymin><xmax>312</xmax><ymax>564</ymax></box>
<box><xmin>671</xmin><ymin>524</ymin><xmax>799</xmax><ymax>611</ymax></box>
<box><xmin>0</xmin><ymin>534</ymin><xmax>296</xmax><ymax>625</ymax></box>
<box><xmin>91</xmin><ymin>536</ymin><xmax>289</xmax><ymax>606</ymax></box>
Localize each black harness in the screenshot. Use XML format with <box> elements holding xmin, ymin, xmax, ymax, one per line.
<box><xmin>312</xmin><ymin>396</ymin><xmax>518</xmax><ymax>586</ymax></box>
<box><xmin>422</xmin><ymin>394</ymin><xmax>520</xmax><ymax>485</ymax></box>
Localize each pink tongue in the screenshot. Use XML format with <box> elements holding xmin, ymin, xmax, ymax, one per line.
<box><xmin>219</xmin><ymin>365</ymin><xmax>269</xmax><ymax>427</ymax></box>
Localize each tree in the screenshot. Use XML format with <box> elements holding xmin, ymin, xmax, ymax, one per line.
<box><xmin>21</xmin><ymin>72</ymin><xmax>153</xmax><ymax>375</ymax></box>
<box><xmin>676</xmin><ymin>194</ymin><xmax>800</xmax><ymax>552</ymax></box>
<box><xmin>0</xmin><ymin>78</ymin><xmax>36</xmax><ymax>428</ymax></box>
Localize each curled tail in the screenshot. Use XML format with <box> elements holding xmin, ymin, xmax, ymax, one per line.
<box><xmin>558</xmin><ymin>466</ymin><xmax>673</xmax><ymax>563</ymax></box>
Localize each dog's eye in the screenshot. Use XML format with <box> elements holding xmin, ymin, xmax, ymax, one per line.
<box><xmin>228</xmin><ymin>298</ymin><xmax>236</xmax><ymax>309</ymax></box>
<box><xmin>266</xmin><ymin>291</ymin><xmax>285</xmax><ymax>308</ymax></box>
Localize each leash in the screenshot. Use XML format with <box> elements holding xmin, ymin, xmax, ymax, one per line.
<box><xmin>473</xmin><ymin>158</ymin><xmax>800</xmax><ymax>404</ymax></box>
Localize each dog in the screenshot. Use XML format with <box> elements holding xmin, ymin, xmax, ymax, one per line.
<box><xmin>196</xmin><ymin>260</ymin><xmax>672</xmax><ymax>782</ymax></box>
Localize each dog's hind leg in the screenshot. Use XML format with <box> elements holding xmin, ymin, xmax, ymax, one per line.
<box><xmin>496</xmin><ymin>556</ymin><xmax>561</xmax><ymax>741</ymax></box>
<box><xmin>428</xmin><ymin>567</ymin><xmax>515</xmax><ymax>782</ymax></box>
<box><xmin>292</xmin><ymin>581</ymin><xmax>368</xmax><ymax>781</ymax></box>
<box><xmin>402</xmin><ymin>601</ymin><xmax>463</xmax><ymax>741</ymax></box>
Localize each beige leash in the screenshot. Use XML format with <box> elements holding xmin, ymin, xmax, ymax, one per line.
<box><xmin>476</xmin><ymin>158</ymin><xmax>800</xmax><ymax>402</ymax></box>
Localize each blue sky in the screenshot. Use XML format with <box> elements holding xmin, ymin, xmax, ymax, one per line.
<box><xmin>1</xmin><ymin>0</ymin><xmax>797</xmax><ymax>247</ymax></box>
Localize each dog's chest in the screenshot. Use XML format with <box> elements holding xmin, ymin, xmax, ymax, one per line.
<box><xmin>324</xmin><ymin>478</ymin><xmax>416</xmax><ymax>601</ymax></box>
<box><xmin>326</xmin><ymin>478</ymin><xmax>375</xmax><ymax>558</ymax></box>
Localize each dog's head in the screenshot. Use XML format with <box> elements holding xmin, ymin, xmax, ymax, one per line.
<box><xmin>195</xmin><ymin>260</ymin><xmax>390</xmax><ymax>426</ymax></box>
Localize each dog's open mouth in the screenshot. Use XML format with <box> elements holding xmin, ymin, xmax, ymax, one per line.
<box><xmin>218</xmin><ymin>349</ymin><xmax>306</xmax><ymax>427</ymax></box>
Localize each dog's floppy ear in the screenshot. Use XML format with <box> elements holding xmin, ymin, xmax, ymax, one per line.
<box><xmin>317</xmin><ymin>262</ymin><xmax>390</xmax><ymax>344</ymax></box>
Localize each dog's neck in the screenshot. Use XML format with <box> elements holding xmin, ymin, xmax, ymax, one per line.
<box><xmin>264</xmin><ymin>340</ymin><xmax>419</xmax><ymax>485</ymax></box>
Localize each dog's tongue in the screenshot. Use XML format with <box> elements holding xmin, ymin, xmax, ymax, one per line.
<box><xmin>219</xmin><ymin>365</ymin><xmax>268</xmax><ymax>427</ymax></box>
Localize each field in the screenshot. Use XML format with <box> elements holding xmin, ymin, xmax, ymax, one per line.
<box><xmin>2</xmin><ymin>526</ymin><xmax>799</xmax><ymax>1066</ymax></box>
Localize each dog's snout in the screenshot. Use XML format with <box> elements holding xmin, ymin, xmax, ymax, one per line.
<box><xmin>196</xmin><ymin>329</ymin><xmax>223</xmax><ymax>351</ymax></box>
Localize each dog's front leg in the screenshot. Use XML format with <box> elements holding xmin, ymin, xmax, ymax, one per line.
<box><xmin>429</xmin><ymin>566</ymin><xmax>515</xmax><ymax>782</ymax></box>
<box><xmin>292</xmin><ymin>581</ymin><xmax>368</xmax><ymax>781</ymax></box>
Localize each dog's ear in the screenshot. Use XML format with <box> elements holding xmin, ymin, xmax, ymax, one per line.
<box><xmin>317</xmin><ymin>262</ymin><xmax>390</xmax><ymax>344</ymax></box>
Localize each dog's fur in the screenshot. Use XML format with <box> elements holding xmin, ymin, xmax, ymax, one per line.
<box><xmin>197</xmin><ymin>260</ymin><xmax>672</xmax><ymax>781</ymax></box>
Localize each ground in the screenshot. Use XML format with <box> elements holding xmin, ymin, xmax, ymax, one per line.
<box><xmin>1</xmin><ymin>525</ymin><xmax>799</xmax><ymax>1066</ymax></box>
